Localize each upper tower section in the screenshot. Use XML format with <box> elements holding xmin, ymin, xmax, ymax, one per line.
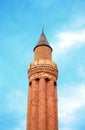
<box><xmin>28</xmin><ymin>30</ymin><xmax>58</xmax><ymax>81</ymax></box>
<box><xmin>33</xmin><ymin>29</ymin><xmax>52</xmax><ymax>61</ymax></box>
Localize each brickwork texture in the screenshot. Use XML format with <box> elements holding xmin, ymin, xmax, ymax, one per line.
<box><xmin>26</xmin><ymin>30</ymin><xmax>58</xmax><ymax>130</ymax></box>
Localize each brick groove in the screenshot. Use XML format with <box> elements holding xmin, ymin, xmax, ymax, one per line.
<box><xmin>38</xmin><ymin>78</ymin><xmax>46</xmax><ymax>130</ymax></box>
<box><xmin>55</xmin><ymin>86</ymin><xmax>58</xmax><ymax>130</ymax></box>
<box><xmin>30</xmin><ymin>80</ymin><xmax>38</xmax><ymax>130</ymax></box>
<box><xmin>26</xmin><ymin>85</ymin><xmax>32</xmax><ymax>130</ymax></box>
<box><xmin>46</xmin><ymin>80</ymin><xmax>58</xmax><ymax>130</ymax></box>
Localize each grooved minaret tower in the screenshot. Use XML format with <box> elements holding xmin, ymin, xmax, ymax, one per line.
<box><xmin>26</xmin><ymin>30</ymin><xmax>58</xmax><ymax>130</ymax></box>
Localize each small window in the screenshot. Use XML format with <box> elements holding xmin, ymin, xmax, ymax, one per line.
<box><xmin>45</xmin><ymin>78</ymin><xmax>50</xmax><ymax>81</ymax></box>
<box><xmin>35</xmin><ymin>78</ymin><xmax>40</xmax><ymax>81</ymax></box>
<box><xmin>29</xmin><ymin>81</ymin><xmax>32</xmax><ymax>86</ymax></box>
<box><xmin>54</xmin><ymin>82</ymin><xmax>57</xmax><ymax>86</ymax></box>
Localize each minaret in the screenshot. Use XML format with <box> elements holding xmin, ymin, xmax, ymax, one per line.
<box><xmin>26</xmin><ymin>30</ymin><xmax>58</xmax><ymax>130</ymax></box>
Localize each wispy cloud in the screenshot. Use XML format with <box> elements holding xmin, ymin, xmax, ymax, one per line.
<box><xmin>59</xmin><ymin>83</ymin><xmax>85</xmax><ymax>127</ymax></box>
<box><xmin>51</xmin><ymin>29</ymin><xmax>85</xmax><ymax>58</ymax></box>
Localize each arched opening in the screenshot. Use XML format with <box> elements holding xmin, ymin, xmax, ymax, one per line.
<box><xmin>29</xmin><ymin>81</ymin><xmax>32</xmax><ymax>86</ymax></box>
<box><xmin>54</xmin><ymin>81</ymin><xmax>57</xmax><ymax>86</ymax></box>
<box><xmin>45</xmin><ymin>77</ymin><xmax>50</xmax><ymax>82</ymax></box>
<box><xmin>35</xmin><ymin>78</ymin><xmax>40</xmax><ymax>81</ymax></box>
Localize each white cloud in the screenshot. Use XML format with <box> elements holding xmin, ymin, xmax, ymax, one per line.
<box><xmin>59</xmin><ymin>84</ymin><xmax>85</xmax><ymax>125</ymax></box>
<box><xmin>51</xmin><ymin>29</ymin><xmax>85</xmax><ymax>57</ymax></box>
<box><xmin>59</xmin><ymin>31</ymin><xmax>85</xmax><ymax>47</ymax></box>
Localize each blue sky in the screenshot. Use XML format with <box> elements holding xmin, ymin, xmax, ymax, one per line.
<box><xmin>0</xmin><ymin>0</ymin><xmax>85</xmax><ymax>130</ymax></box>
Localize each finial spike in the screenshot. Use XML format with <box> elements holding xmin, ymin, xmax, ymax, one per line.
<box><xmin>42</xmin><ymin>26</ymin><xmax>44</xmax><ymax>33</ymax></box>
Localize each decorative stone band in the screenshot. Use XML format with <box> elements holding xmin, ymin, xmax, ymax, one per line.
<box><xmin>28</xmin><ymin>60</ymin><xmax>58</xmax><ymax>81</ymax></box>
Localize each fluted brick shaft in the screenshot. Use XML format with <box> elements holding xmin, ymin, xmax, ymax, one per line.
<box><xmin>30</xmin><ymin>80</ymin><xmax>38</xmax><ymax>130</ymax></box>
<box><xmin>38</xmin><ymin>78</ymin><xmax>46</xmax><ymax>130</ymax></box>
<box><xmin>26</xmin><ymin>80</ymin><xmax>39</xmax><ymax>130</ymax></box>
<box><xmin>47</xmin><ymin>80</ymin><xmax>58</xmax><ymax>130</ymax></box>
<box><xmin>26</xmin><ymin>84</ymin><xmax>32</xmax><ymax>130</ymax></box>
<box><xmin>54</xmin><ymin>86</ymin><xmax>58</xmax><ymax>130</ymax></box>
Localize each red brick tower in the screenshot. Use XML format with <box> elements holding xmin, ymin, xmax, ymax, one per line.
<box><xmin>26</xmin><ymin>30</ymin><xmax>58</xmax><ymax>130</ymax></box>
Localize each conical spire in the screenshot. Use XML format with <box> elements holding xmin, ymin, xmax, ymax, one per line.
<box><xmin>37</xmin><ymin>28</ymin><xmax>49</xmax><ymax>45</ymax></box>
<box><xmin>33</xmin><ymin>29</ymin><xmax>52</xmax><ymax>51</ymax></box>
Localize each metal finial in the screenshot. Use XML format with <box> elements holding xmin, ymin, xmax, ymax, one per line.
<box><xmin>42</xmin><ymin>26</ymin><xmax>44</xmax><ymax>33</ymax></box>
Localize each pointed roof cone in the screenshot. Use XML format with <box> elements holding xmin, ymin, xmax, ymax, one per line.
<box><xmin>33</xmin><ymin>29</ymin><xmax>52</xmax><ymax>51</ymax></box>
<box><xmin>37</xmin><ymin>29</ymin><xmax>49</xmax><ymax>45</ymax></box>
